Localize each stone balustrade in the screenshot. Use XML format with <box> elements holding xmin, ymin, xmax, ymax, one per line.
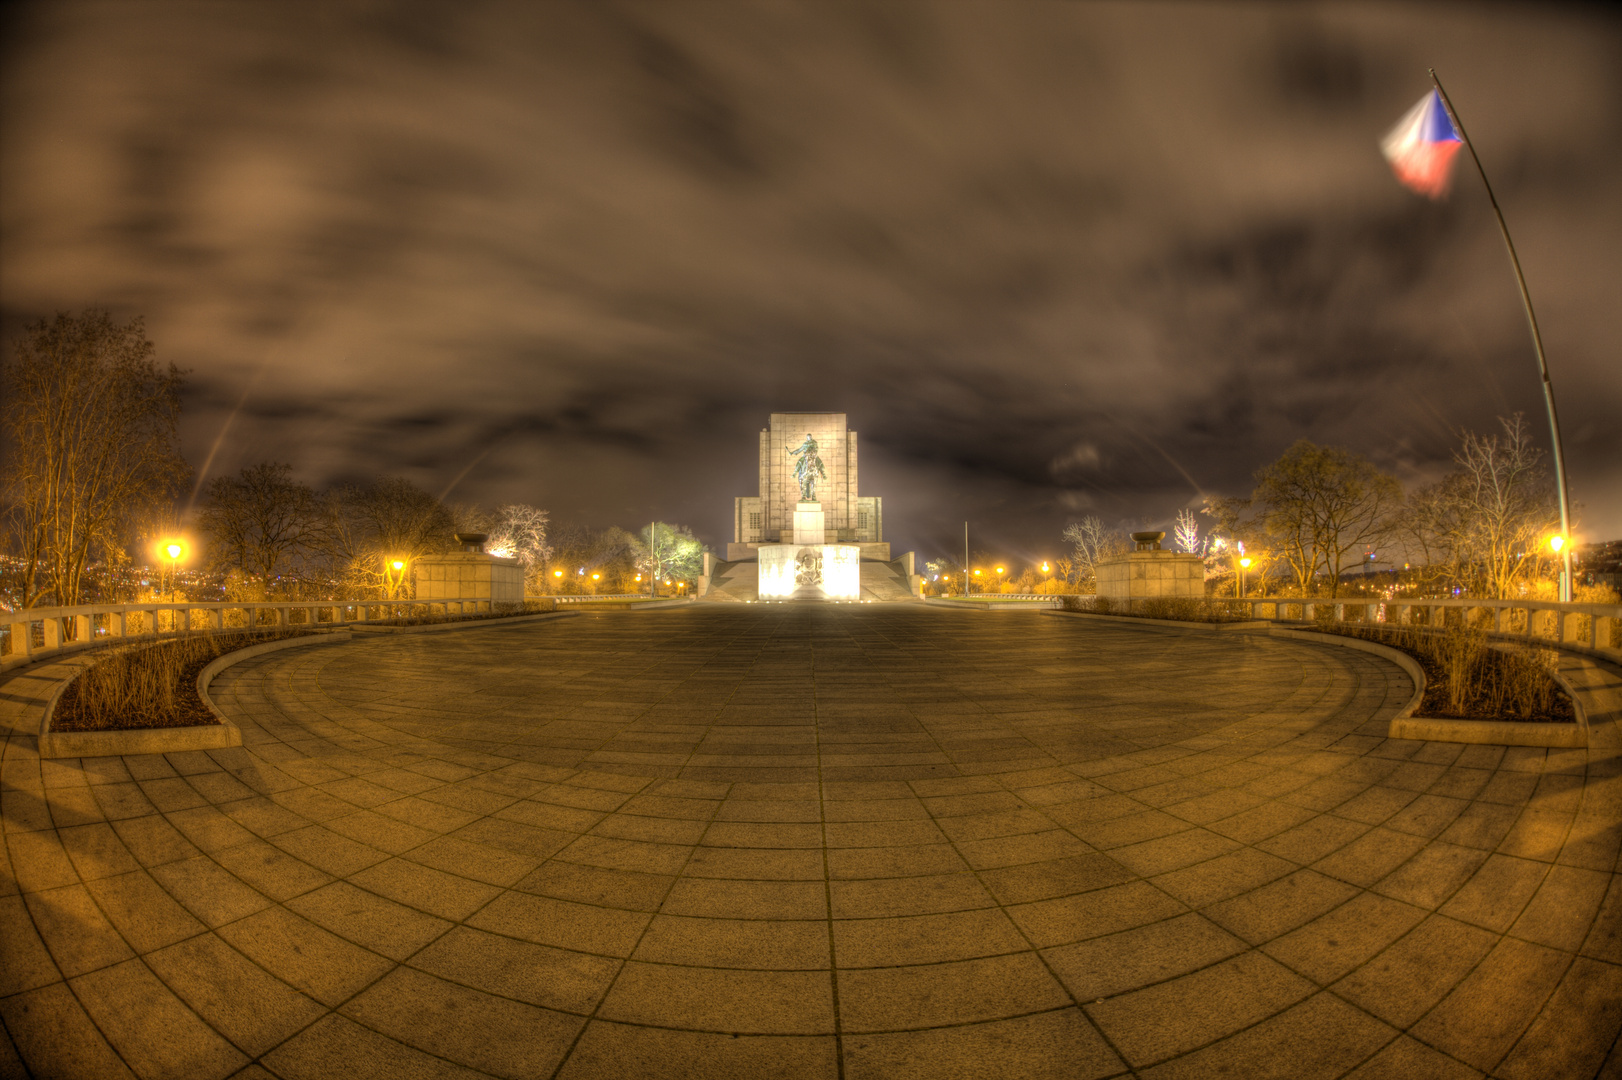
<box><xmin>0</xmin><ymin>597</ymin><xmax>498</xmax><ymax>671</ymax></box>
<box><xmin>1224</xmin><ymin>595</ymin><xmax>1622</xmax><ymax>661</ymax></box>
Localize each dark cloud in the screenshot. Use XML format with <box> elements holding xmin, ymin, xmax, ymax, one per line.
<box><xmin>3</xmin><ymin>1</ymin><xmax>1619</xmax><ymax>562</ymax></box>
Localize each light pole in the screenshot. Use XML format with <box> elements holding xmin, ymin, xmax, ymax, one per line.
<box><xmin>1239</xmin><ymin>556</ymin><xmax>1252</xmax><ymax>599</ymax></box>
<box><xmin>164</xmin><ymin>542</ymin><xmax>183</xmax><ymax>604</ymax></box>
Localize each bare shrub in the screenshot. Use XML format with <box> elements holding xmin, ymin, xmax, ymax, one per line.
<box><xmin>1060</xmin><ymin>595</ymin><xmax>1250</xmax><ymax>623</ymax></box>
<box><xmin>54</xmin><ymin>629</ymin><xmax>309</xmax><ymax>731</ymax></box>
<box><xmin>1325</xmin><ymin>623</ymin><xmax>1571</xmax><ymax>722</ymax></box>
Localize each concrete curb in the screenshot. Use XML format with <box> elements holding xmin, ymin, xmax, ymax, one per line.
<box><xmin>1044</xmin><ymin>608</ymin><xmax>1270</xmax><ymax>631</ymax></box>
<box><xmin>559</xmin><ymin>598</ymin><xmax>694</xmax><ymax>612</ymax></box>
<box><xmin>347</xmin><ymin>610</ymin><xmax>574</xmax><ymax>635</ymax></box>
<box><xmin>38</xmin><ymin>631</ymin><xmax>349</xmax><ymax>759</ymax></box>
<box><xmin>1266</xmin><ymin>627</ymin><xmax>1588</xmax><ymax>749</ymax></box>
<box><xmin>924</xmin><ymin>599</ymin><xmax>1057</xmax><ymax>613</ymax></box>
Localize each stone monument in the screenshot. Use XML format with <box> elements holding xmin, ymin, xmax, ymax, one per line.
<box><xmin>415</xmin><ymin>532</ymin><xmax>525</xmax><ymax>605</ymax></box>
<box><xmin>730</xmin><ymin>412</ymin><xmax>885</xmax><ymax>560</ymax></box>
<box><xmin>1095</xmin><ymin>530</ymin><xmax>1203</xmax><ymax>605</ymax></box>
<box><xmin>707</xmin><ymin>412</ymin><xmax>922</xmax><ymax>601</ymax></box>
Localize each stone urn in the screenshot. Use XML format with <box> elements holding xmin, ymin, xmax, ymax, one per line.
<box><xmin>1131</xmin><ymin>531</ymin><xmax>1165</xmax><ymax>551</ymax></box>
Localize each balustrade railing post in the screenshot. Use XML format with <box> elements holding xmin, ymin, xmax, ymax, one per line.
<box><xmin>75</xmin><ymin>614</ymin><xmax>92</xmax><ymax>642</ymax></box>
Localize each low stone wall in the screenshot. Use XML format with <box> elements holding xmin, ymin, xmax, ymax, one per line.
<box><xmin>416</xmin><ymin>552</ymin><xmax>524</xmax><ymax>604</ymax></box>
<box><xmin>1095</xmin><ymin>550</ymin><xmax>1204</xmax><ymax>601</ymax></box>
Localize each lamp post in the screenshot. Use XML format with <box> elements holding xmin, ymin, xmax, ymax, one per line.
<box><xmin>1239</xmin><ymin>556</ymin><xmax>1252</xmax><ymax>599</ymax></box>
<box><xmin>164</xmin><ymin>542</ymin><xmax>183</xmax><ymax>604</ymax></box>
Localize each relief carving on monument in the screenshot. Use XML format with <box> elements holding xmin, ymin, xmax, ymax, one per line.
<box><xmin>794</xmin><ymin>547</ymin><xmax>824</xmax><ymax>588</ymax></box>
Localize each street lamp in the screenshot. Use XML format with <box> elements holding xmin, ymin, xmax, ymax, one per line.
<box><xmin>1041</xmin><ymin>562</ymin><xmax>1051</xmax><ymax>575</ymax></box>
<box><xmin>1239</xmin><ymin>556</ymin><xmax>1252</xmax><ymax>598</ymax></box>
<box><xmin>162</xmin><ymin>540</ymin><xmax>184</xmax><ymax>606</ymax></box>
<box><xmin>1549</xmin><ymin>535</ymin><xmax>1569</xmax><ymax>597</ymax></box>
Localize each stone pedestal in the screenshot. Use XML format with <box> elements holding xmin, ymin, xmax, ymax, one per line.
<box><xmin>793</xmin><ymin>502</ymin><xmax>825</xmax><ymax>545</ymax></box>
<box><xmin>1096</xmin><ymin>551</ymin><xmax>1204</xmax><ymax>603</ymax></box>
<box><xmin>415</xmin><ymin>552</ymin><xmax>525</xmax><ymax>604</ymax></box>
<box><xmin>758</xmin><ymin>543</ymin><xmax>861</xmax><ymax>600</ymax></box>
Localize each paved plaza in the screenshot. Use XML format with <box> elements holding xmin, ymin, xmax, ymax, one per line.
<box><xmin>2</xmin><ymin>605</ymin><xmax>1620</xmax><ymax>1079</ymax></box>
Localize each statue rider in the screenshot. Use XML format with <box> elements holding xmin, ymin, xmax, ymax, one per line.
<box><xmin>787</xmin><ymin>433</ymin><xmax>826</xmax><ymax>503</ymax></box>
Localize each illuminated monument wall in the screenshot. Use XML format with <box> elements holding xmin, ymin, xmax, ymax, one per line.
<box><xmin>716</xmin><ymin>412</ymin><xmax>909</xmax><ymax>602</ymax></box>
<box><xmin>730</xmin><ymin>412</ymin><xmax>885</xmax><ymax>561</ymax></box>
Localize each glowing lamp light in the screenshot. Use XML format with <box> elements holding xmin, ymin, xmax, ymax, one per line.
<box><xmin>1041</xmin><ymin>562</ymin><xmax>1050</xmax><ymax>574</ymax></box>
<box><xmin>391</xmin><ymin>560</ymin><xmax>404</xmax><ymax>571</ymax></box>
<box><xmin>995</xmin><ymin>566</ymin><xmax>1005</xmax><ymax>575</ymax></box>
<box><xmin>165</xmin><ymin>543</ymin><xmax>183</xmax><ymax>560</ymax></box>
<box><xmin>591</xmin><ymin>573</ymin><xmax>600</xmax><ymax>580</ymax></box>
<box><xmin>973</xmin><ymin>570</ymin><xmax>982</xmax><ymax>577</ymax></box>
<box><xmin>554</xmin><ymin>570</ymin><xmax>563</xmax><ymax>578</ymax></box>
<box><xmin>1550</xmin><ymin>535</ymin><xmax>1566</xmax><ymax>553</ymax></box>
<box><xmin>1239</xmin><ymin>557</ymin><xmax>1252</xmax><ymax>569</ymax></box>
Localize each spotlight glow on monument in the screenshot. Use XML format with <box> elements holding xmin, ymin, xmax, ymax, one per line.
<box><xmin>710</xmin><ymin>413</ymin><xmax>921</xmax><ymax>603</ymax></box>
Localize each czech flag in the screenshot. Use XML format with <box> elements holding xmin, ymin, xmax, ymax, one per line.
<box><xmin>1381</xmin><ymin>90</ymin><xmax>1462</xmax><ymax>199</ymax></box>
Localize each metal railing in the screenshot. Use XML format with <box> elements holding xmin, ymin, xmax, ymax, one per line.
<box><xmin>0</xmin><ymin>598</ymin><xmax>503</xmax><ymax>672</ymax></box>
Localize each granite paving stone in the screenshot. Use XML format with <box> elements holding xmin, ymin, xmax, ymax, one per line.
<box><xmin>2</xmin><ymin>603</ymin><xmax>1618</xmax><ymax>1077</ymax></box>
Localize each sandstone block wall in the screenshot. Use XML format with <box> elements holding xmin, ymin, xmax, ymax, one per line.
<box><xmin>1096</xmin><ymin>551</ymin><xmax>1204</xmax><ymax>601</ymax></box>
<box><xmin>415</xmin><ymin>553</ymin><xmax>525</xmax><ymax>604</ymax></box>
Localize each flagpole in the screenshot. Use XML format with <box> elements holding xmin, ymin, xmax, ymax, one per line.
<box><xmin>1429</xmin><ymin>69</ymin><xmax>1575</xmax><ymax>602</ymax></box>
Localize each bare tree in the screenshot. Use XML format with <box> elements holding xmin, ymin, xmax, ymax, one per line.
<box><xmin>196</xmin><ymin>462</ymin><xmax>325</xmax><ymax>598</ymax></box>
<box><xmin>1</xmin><ymin>311</ymin><xmax>189</xmax><ymax>607</ymax></box>
<box><xmin>1433</xmin><ymin>414</ymin><xmax>1559</xmax><ymax>599</ymax></box>
<box><xmin>476</xmin><ymin>503</ymin><xmax>552</xmax><ymax>594</ymax></box>
<box><xmin>1062</xmin><ymin>516</ymin><xmax>1126</xmax><ymax>589</ymax></box>
<box><xmin>322</xmin><ymin>478</ymin><xmax>456</xmax><ymax>598</ymax></box>
<box><xmin>1253</xmin><ymin>440</ymin><xmax>1402</xmax><ymax>597</ymax></box>
<box><xmin>1174</xmin><ymin>509</ymin><xmax>1200</xmax><ymax>553</ymax></box>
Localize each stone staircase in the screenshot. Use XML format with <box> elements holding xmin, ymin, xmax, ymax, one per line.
<box><xmin>860</xmin><ymin>561</ymin><xmax>916</xmax><ymax>602</ymax></box>
<box><xmin>699</xmin><ymin>558</ymin><xmax>918</xmax><ymax>602</ymax></box>
<box><xmin>701</xmin><ymin>560</ymin><xmax>758</xmax><ymax>602</ymax></box>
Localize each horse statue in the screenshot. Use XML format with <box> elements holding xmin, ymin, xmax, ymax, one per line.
<box><xmin>787</xmin><ymin>433</ymin><xmax>826</xmax><ymax>503</ymax></box>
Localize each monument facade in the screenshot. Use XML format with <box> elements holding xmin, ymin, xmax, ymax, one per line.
<box><xmin>730</xmin><ymin>412</ymin><xmax>885</xmax><ymax>561</ymax></box>
<box><xmin>706</xmin><ymin>412</ymin><xmax>918</xmax><ymax>602</ymax></box>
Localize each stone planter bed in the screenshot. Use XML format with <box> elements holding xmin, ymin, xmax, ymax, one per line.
<box><xmin>1047</xmin><ymin>608</ymin><xmax>1271</xmax><ymax>631</ymax></box>
<box><xmin>1296</xmin><ymin>625</ymin><xmax>1586</xmax><ymax>749</ymax></box>
<box><xmin>348</xmin><ymin>609</ymin><xmax>571</xmax><ymax>634</ymax></box>
<box><xmin>38</xmin><ymin>630</ymin><xmax>350</xmax><ymax>759</ymax></box>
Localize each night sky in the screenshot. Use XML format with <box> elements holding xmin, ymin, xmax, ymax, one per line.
<box><xmin>4</xmin><ymin>2</ymin><xmax>1619</xmax><ymax>563</ymax></box>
